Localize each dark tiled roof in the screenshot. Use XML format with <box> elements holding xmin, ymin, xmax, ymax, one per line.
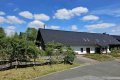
<box><xmin>112</xmin><ymin>35</ymin><xmax>120</xmax><ymax>42</ymax></box>
<box><xmin>38</xmin><ymin>28</ymin><xmax>120</xmax><ymax>46</ymax></box>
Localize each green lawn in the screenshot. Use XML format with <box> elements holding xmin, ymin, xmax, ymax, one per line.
<box><xmin>110</xmin><ymin>53</ymin><xmax>120</xmax><ymax>59</ymax></box>
<box><xmin>84</xmin><ymin>54</ymin><xmax>113</xmax><ymax>61</ymax></box>
<box><xmin>0</xmin><ymin>64</ymin><xmax>79</xmax><ymax>80</ymax></box>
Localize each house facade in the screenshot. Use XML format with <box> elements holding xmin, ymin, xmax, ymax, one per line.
<box><xmin>71</xmin><ymin>46</ymin><xmax>111</xmax><ymax>54</ymax></box>
<box><xmin>36</xmin><ymin>28</ymin><xmax>120</xmax><ymax>54</ymax></box>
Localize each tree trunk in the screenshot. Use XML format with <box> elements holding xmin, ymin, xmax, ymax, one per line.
<box><xmin>15</xmin><ymin>59</ymin><xmax>18</xmax><ymax>70</ymax></box>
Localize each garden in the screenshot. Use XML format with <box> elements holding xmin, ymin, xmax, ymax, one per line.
<box><xmin>0</xmin><ymin>27</ymin><xmax>77</xmax><ymax>80</ymax></box>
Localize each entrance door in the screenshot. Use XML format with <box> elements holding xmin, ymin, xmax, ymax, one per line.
<box><xmin>86</xmin><ymin>48</ymin><xmax>90</xmax><ymax>53</ymax></box>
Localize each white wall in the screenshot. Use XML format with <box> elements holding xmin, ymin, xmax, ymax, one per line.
<box><xmin>90</xmin><ymin>47</ymin><xmax>95</xmax><ymax>53</ymax></box>
<box><xmin>107</xmin><ymin>46</ymin><xmax>111</xmax><ymax>53</ymax></box>
<box><xmin>71</xmin><ymin>46</ymin><xmax>111</xmax><ymax>54</ymax></box>
<box><xmin>71</xmin><ymin>46</ymin><xmax>95</xmax><ymax>54</ymax></box>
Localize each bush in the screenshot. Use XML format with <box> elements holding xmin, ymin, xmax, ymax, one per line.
<box><xmin>45</xmin><ymin>42</ymin><xmax>75</xmax><ymax>65</ymax></box>
<box><xmin>110</xmin><ymin>48</ymin><xmax>120</xmax><ymax>58</ymax></box>
<box><xmin>64</xmin><ymin>47</ymin><xmax>75</xmax><ymax>64</ymax></box>
<box><xmin>111</xmin><ymin>47</ymin><xmax>120</xmax><ymax>53</ymax></box>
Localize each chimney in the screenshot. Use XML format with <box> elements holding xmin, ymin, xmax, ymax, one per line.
<box><xmin>44</xmin><ymin>24</ymin><xmax>45</xmax><ymax>29</ymax></box>
<box><xmin>103</xmin><ymin>32</ymin><xmax>106</xmax><ymax>35</ymax></box>
<box><xmin>103</xmin><ymin>32</ymin><xmax>109</xmax><ymax>35</ymax></box>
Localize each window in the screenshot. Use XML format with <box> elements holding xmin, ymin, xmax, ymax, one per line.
<box><xmin>87</xmin><ymin>38</ymin><xmax>90</xmax><ymax>42</ymax></box>
<box><xmin>83</xmin><ymin>38</ymin><xmax>87</xmax><ymax>42</ymax></box>
<box><xmin>96</xmin><ymin>39</ymin><xmax>100</xmax><ymax>42</ymax></box>
<box><xmin>81</xmin><ymin>48</ymin><xmax>83</xmax><ymax>52</ymax></box>
<box><xmin>83</xmin><ymin>38</ymin><xmax>90</xmax><ymax>42</ymax></box>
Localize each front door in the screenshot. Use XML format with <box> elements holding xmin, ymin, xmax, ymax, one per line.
<box><xmin>86</xmin><ymin>48</ymin><xmax>90</xmax><ymax>53</ymax></box>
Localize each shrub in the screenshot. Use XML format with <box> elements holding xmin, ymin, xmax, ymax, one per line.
<box><xmin>64</xmin><ymin>47</ymin><xmax>75</xmax><ymax>64</ymax></box>
<box><xmin>110</xmin><ymin>48</ymin><xmax>120</xmax><ymax>58</ymax></box>
<box><xmin>45</xmin><ymin>42</ymin><xmax>75</xmax><ymax>65</ymax></box>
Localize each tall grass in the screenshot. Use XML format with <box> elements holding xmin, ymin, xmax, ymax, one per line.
<box><xmin>0</xmin><ymin>64</ymin><xmax>79</xmax><ymax>80</ymax></box>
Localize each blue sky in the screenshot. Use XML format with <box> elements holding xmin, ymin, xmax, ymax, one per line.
<box><xmin>0</xmin><ymin>0</ymin><xmax>120</xmax><ymax>36</ymax></box>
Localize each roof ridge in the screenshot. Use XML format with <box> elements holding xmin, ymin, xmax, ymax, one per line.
<box><xmin>39</xmin><ymin>28</ymin><xmax>105</xmax><ymax>35</ymax></box>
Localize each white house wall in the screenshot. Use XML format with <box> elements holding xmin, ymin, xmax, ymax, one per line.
<box><xmin>71</xmin><ymin>46</ymin><xmax>95</xmax><ymax>54</ymax></box>
<box><xmin>71</xmin><ymin>46</ymin><xmax>111</xmax><ymax>54</ymax></box>
<box><xmin>102</xmin><ymin>46</ymin><xmax>111</xmax><ymax>53</ymax></box>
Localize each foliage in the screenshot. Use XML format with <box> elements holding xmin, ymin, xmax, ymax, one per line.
<box><xmin>0</xmin><ymin>38</ymin><xmax>11</xmax><ymax>60</ymax></box>
<box><xmin>0</xmin><ymin>27</ymin><xmax>5</xmax><ymax>38</ymax></box>
<box><xmin>26</xmin><ymin>28</ymin><xmax>38</xmax><ymax>41</ymax></box>
<box><xmin>84</xmin><ymin>54</ymin><xmax>113</xmax><ymax>61</ymax></box>
<box><xmin>110</xmin><ymin>48</ymin><xmax>120</xmax><ymax>58</ymax></box>
<box><xmin>111</xmin><ymin>47</ymin><xmax>120</xmax><ymax>54</ymax></box>
<box><xmin>64</xmin><ymin>47</ymin><xmax>75</xmax><ymax>64</ymax></box>
<box><xmin>45</xmin><ymin>41</ymin><xmax>75</xmax><ymax>64</ymax></box>
<box><xmin>0</xmin><ymin>64</ymin><xmax>79</xmax><ymax>80</ymax></box>
<box><xmin>45</xmin><ymin>41</ymin><xmax>64</xmax><ymax>64</ymax></box>
<box><xmin>0</xmin><ymin>28</ymin><xmax>41</xmax><ymax>67</ymax></box>
<box><xmin>0</xmin><ymin>38</ymin><xmax>39</xmax><ymax>65</ymax></box>
<box><xmin>19</xmin><ymin>32</ymin><xmax>26</xmax><ymax>40</ymax></box>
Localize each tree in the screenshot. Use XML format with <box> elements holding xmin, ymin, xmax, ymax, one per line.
<box><xmin>14</xmin><ymin>32</ymin><xmax>19</xmax><ymax>39</ymax></box>
<box><xmin>27</xmin><ymin>41</ymin><xmax>41</xmax><ymax>66</ymax></box>
<box><xmin>19</xmin><ymin>32</ymin><xmax>26</xmax><ymax>40</ymax></box>
<box><xmin>26</xmin><ymin>28</ymin><xmax>38</xmax><ymax>41</ymax></box>
<box><xmin>0</xmin><ymin>27</ymin><xmax>5</xmax><ymax>38</ymax></box>
<box><xmin>0</xmin><ymin>38</ymin><xmax>11</xmax><ymax>60</ymax></box>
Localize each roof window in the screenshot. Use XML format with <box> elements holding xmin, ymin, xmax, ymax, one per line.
<box><xmin>96</xmin><ymin>39</ymin><xmax>100</xmax><ymax>42</ymax></box>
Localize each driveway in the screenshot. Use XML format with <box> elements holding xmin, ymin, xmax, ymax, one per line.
<box><xmin>75</xmin><ymin>55</ymin><xmax>99</xmax><ymax>64</ymax></box>
<box><xmin>35</xmin><ymin>61</ymin><xmax>120</xmax><ymax>80</ymax></box>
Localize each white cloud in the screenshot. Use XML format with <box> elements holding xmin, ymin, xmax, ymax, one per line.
<box><xmin>112</xmin><ymin>29</ymin><xmax>120</xmax><ymax>32</ymax></box>
<box><xmin>19</xmin><ymin>11</ymin><xmax>50</xmax><ymax>21</ymax></box>
<box><xmin>50</xmin><ymin>26</ymin><xmax>60</xmax><ymax>29</ymax></box>
<box><xmin>6</xmin><ymin>16</ymin><xmax>25</xmax><ymax>24</ymax></box>
<box><xmin>82</xmin><ymin>15</ymin><xmax>99</xmax><ymax>21</ymax></box>
<box><xmin>71</xmin><ymin>7</ymin><xmax>88</xmax><ymax>16</ymax></box>
<box><xmin>54</xmin><ymin>6</ymin><xmax>88</xmax><ymax>20</ymax></box>
<box><xmin>71</xmin><ymin>25</ymin><xmax>78</xmax><ymax>31</ymax></box>
<box><xmin>34</xmin><ymin>14</ymin><xmax>50</xmax><ymax>21</ymax></box>
<box><xmin>5</xmin><ymin>26</ymin><xmax>16</xmax><ymax>36</ymax></box>
<box><xmin>85</xmin><ymin>23</ymin><xmax>116</xmax><ymax>30</ymax></box>
<box><xmin>0</xmin><ymin>11</ymin><xmax>6</xmax><ymax>15</ymax></box>
<box><xmin>28</xmin><ymin>20</ymin><xmax>44</xmax><ymax>29</ymax></box>
<box><xmin>91</xmin><ymin>5</ymin><xmax>120</xmax><ymax>17</ymax></box>
<box><xmin>19</xmin><ymin>11</ymin><xmax>33</xmax><ymax>19</ymax></box>
<box><xmin>112</xmin><ymin>27</ymin><xmax>120</xmax><ymax>32</ymax></box>
<box><xmin>0</xmin><ymin>16</ymin><xmax>6</xmax><ymax>23</ymax></box>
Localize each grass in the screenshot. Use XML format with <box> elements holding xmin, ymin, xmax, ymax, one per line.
<box><xmin>110</xmin><ymin>53</ymin><xmax>120</xmax><ymax>59</ymax></box>
<box><xmin>84</xmin><ymin>54</ymin><xmax>113</xmax><ymax>61</ymax></box>
<box><xmin>0</xmin><ymin>64</ymin><xmax>79</xmax><ymax>80</ymax></box>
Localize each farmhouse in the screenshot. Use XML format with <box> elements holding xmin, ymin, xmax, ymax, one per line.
<box><xmin>36</xmin><ymin>28</ymin><xmax>120</xmax><ymax>54</ymax></box>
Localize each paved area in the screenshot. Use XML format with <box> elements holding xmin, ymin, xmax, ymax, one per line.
<box><xmin>35</xmin><ymin>61</ymin><xmax>120</xmax><ymax>80</ymax></box>
<box><xmin>75</xmin><ymin>55</ymin><xmax>99</xmax><ymax>64</ymax></box>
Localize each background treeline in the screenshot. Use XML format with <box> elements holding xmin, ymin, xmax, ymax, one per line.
<box><xmin>0</xmin><ymin>27</ymin><xmax>75</xmax><ymax>69</ymax></box>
